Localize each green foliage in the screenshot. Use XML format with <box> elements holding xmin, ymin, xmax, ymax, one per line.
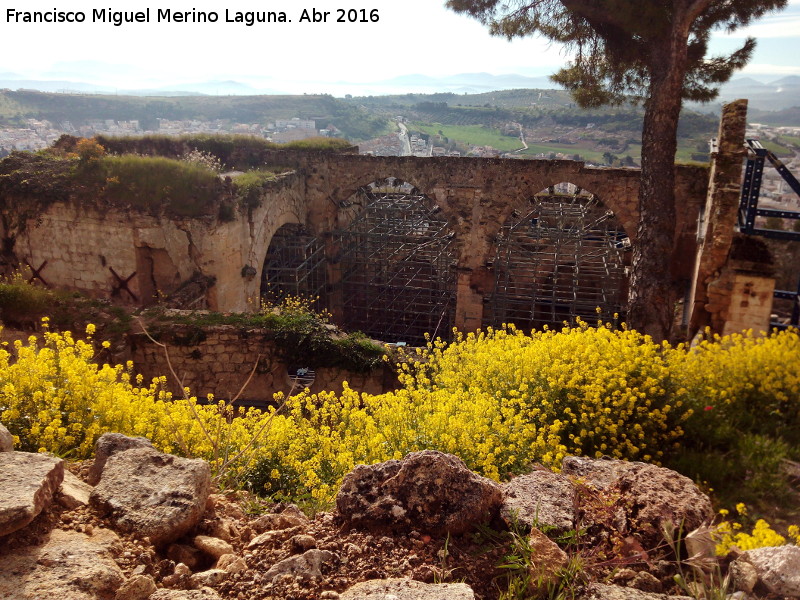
<box><xmin>99</xmin><ymin>155</ymin><xmax>222</xmax><ymax>217</ymax></box>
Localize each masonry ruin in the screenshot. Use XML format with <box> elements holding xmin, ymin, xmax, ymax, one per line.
<box><xmin>2</xmin><ymin>99</ymin><xmax>791</xmax><ymax>357</ymax></box>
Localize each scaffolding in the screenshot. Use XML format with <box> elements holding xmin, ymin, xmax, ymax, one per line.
<box><xmin>485</xmin><ymin>186</ymin><xmax>629</xmax><ymax>331</ymax></box>
<box><xmin>334</xmin><ymin>186</ymin><xmax>457</xmax><ymax>345</ymax></box>
<box><xmin>260</xmin><ymin>223</ymin><xmax>327</xmax><ymax>309</ymax></box>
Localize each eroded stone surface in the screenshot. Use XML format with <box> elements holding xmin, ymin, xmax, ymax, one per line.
<box><xmin>0</xmin><ymin>529</ymin><xmax>124</xmax><ymax>599</ymax></box>
<box><xmin>194</xmin><ymin>535</ymin><xmax>234</xmax><ymax>559</ymax></box>
<box><xmin>340</xmin><ymin>578</ymin><xmax>476</xmax><ymax>599</ymax></box>
<box><xmin>528</xmin><ymin>528</ymin><xmax>569</xmax><ymax>594</ymax></box>
<box><xmin>149</xmin><ymin>589</ymin><xmax>222</xmax><ymax>600</ymax></box>
<box><xmin>0</xmin><ymin>423</ymin><xmax>13</xmax><ymax>452</ymax></box>
<box><xmin>114</xmin><ymin>574</ymin><xmax>156</xmax><ymax>600</ymax></box>
<box><xmin>581</xmin><ymin>583</ymin><xmax>691</xmax><ymax>600</ymax></box>
<box><xmin>263</xmin><ymin>548</ymin><xmax>337</xmax><ymax>582</ymax></box>
<box><xmin>0</xmin><ymin>452</ymin><xmax>64</xmax><ymax>537</ymax></box>
<box><xmin>89</xmin><ymin>446</ymin><xmax>211</xmax><ymax>545</ymax></box>
<box><xmin>87</xmin><ymin>432</ymin><xmax>153</xmax><ymax>485</ymax></box>
<box><xmin>58</xmin><ymin>470</ymin><xmax>93</xmax><ymax>509</ymax></box>
<box><xmin>337</xmin><ymin>450</ymin><xmax>502</xmax><ymax>535</ymax></box>
<box><xmin>735</xmin><ymin>545</ymin><xmax>800</xmax><ymax>596</ymax></box>
<box><xmin>501</xmin><ymin>467</ymin><xmax>576</xmax><ymax>532</ymax></box>
<box><xmin>561</xmin><ymin>456</ymin><xmax>713</xmax><ymax>548</ymax></box>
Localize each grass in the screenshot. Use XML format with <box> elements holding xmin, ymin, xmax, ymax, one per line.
<box><xmin>98</xmin><ymin>155</ymin><xmax>222</xmax><ymax>217</ymax></box>
<box><xmin>412</xmin><ymin>123</ymin><xmax>526</xmax><ymax>153</ymax></box>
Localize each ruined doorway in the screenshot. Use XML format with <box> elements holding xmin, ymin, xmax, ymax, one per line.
<box><xmin>333</xmin><ymin>179</ymin><xmax>457</xmax><ymax>345</ymax></box>
<box><xmin>484</xmin><ymin>183</ymin><xmax>629</xmax><ymax>331</ymax></box>
<box><xmin>260</xmin><ymin>223</ymin><xmax>327</xmax><ymax>310</ymax></box>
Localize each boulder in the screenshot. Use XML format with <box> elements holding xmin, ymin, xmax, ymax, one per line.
<box><xmin>501</xmin><ymin>467</ymin><xmax>576</xmax><ymax>532</ymax></box>
<box><xmin>336</xmin><ymin>450</ymin><xmax>503</xmax><ymax>535</ymax></box>
<box><xmin>262</xmin><ymin>548</ymin><xmax>337</xmax><ymax>582</ymax></box>
<box><xmin>0</xmin><ymin>422</ymin><xmax>14</xmax><ymax>451</ymax></box>
<box><xmin>581</xmin><ymin>583</ymin><xmax>691</xmax><ymax>600</ymax></box>
<box><xmin>340</xmin><ymin>578</ymin><xmax>475</xmax><ymax>599</ymax></box>
<box><xmin>561</xmin><ymin>456</ymin><xmax>713</xmax><ymax>548</ymax></box>
<box><xmin>58</xmin><ymin>470</ymin><xmax>93</xmax><ymax>509</ymax></box>
<box><xmin>87</xmin><ymin>432</ymin><xmax>153</xmax><ymax>485</ymax></box>
<box><xmin>0</xmin><ymin>451</ymin><xmax>64</xmax><ymax>537</ymax></box>
<box><xmin>733</xmin><ymin>545</ymin><xmax>800</xmax><ymax>597</ymax></box>
<box><xmin>89</xmin><ymin>446</ymin><xmax>211</xmax><ymax>545</ymax></box>
<box><xmin>0</xmin><ymin>528</ymin><xmax>124</xmax><ymax>599</ymax></box>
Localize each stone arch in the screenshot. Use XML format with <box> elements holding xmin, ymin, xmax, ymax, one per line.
<box><xmin>483</xmin><ymin>181</ymin><xmax>630</xmax><ymax>331</ymax></box>
<box><xmin>260</xmin><ymin>222</ymin><xmax>327</xmax><ymax>310</ymax></box>
<box><xmin>330</xmin><ymin>176</ymin><xmax>458</xmax><ymax>344</ymax></box>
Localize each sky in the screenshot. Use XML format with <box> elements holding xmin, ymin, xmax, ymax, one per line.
<box><xmin>2</xmin><ymin>0</ymin><xmax>800</xmax><ymax>94</ymax></box>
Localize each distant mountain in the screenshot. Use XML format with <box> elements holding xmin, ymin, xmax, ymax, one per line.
<box><xmin>0</xmin><ymin>79</ymin><xmax>115</xmax><ymax>94</ymax></box>
<box><xmin>690</xmin><ymin>76</ymin><xmax>800</xmax><ymax>113</ymax></box>
<box><xmin>377</xmin><ymin>72</ymin><xmax>556</xmax><ymax>93</ymax></box>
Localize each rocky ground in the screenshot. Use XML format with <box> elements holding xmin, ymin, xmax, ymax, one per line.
<box><xmin>1</xmin><ymin>426</ymin><xmax>799</xmax><ymax>600</ymax></box>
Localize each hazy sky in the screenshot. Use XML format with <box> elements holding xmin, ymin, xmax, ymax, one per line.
<box><xmin>2</xmin><ymin>0</ymin><xmax>800</xmax><ymax>92</ymax></box>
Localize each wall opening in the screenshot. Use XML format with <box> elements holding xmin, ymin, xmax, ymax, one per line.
<box><xmin>333</xmin><ymin>178</ymin><xmax>457</xmax><ymax>345</ymax></box>
<box><xmin>484</xmin><ymin>183</ymin><xmax>629</xmax><ymax>331</ymax></box>
<box><xmin>260</xmin><ymin>223</ymin><xmax>327</xmax><ymax>310</ymax></box>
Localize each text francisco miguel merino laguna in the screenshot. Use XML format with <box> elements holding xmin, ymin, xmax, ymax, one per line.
<box><xmin>6</xmin><ymin>8</ymin><xmax>298</xmax><ymax>26</ymax></box>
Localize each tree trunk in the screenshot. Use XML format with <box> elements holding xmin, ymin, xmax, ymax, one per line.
<box><xmin>627</xmin><ymin>36</ymin><xmax>688</xmax><ymax>341</ymax></box>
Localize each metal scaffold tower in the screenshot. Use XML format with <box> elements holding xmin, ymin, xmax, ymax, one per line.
<box><xmin>260</xmin><ymin>223</ymin><xmax>328</xmax><ymax>309</ymax></box>
<box><xmin>484</xmin><ymin>184</ymin><xmax>629</xmax><ymax>331</ymax></box>
<box><xmin>334</xmin><ymin>184</ymin><xmax>457</xmax><ymax>345</ymax></box>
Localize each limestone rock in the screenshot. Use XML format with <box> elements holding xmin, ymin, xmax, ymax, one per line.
<box><xmin>87</xmin><ymin>432</ymin><xmax>153</xmax><ymax>485</ymax></box>
<box><xmin>501</xmin><ymin>467</ymin><xmax>576</xmax><ymax>532</ymax></box>
<box><xmin>190</xmin><ymin>568</ymin><xmax>228</xmax><ymax>587</ymax></box>
<box><xmin>528</xmin><ymin>528</ymin><xmax>569</xmax><ymax>593</ymax></box>
<box><xmin>730</xmin><ymin>559</ymin><xmax>759</xmax><ymax>593</ymax></box>
<box><xmin>167</xmin><ymin>543</ymin><xmax>204</xmax><ymax>570</ymax></box>
<box><xmin>252</xmin><ymin>507</ymin><xmax>308</xmax><ymax>533</ymax></box>
<box><xmin>336</xmin><ymin>450</ymin><xmax>503</xmax><ymax>535</ymax></box>
<box><xmin>89</xmin><ymin>446</ymin><xmax>211</xmax><ymax>545</ymax></box>
<box><xmin>734</xmin><ymin>545</ymin><xmax>800</xmax><ymax>596</ymax></box>
<box><xmin>58</xmin><ymin>470</ymin><xmax>93</xmax><ymax>509</ymax></box>
<box><xmin>247</xmin><ymin>525</ymin><xmax>303</xmax><ymax>549</ymax></box>
<box><xmin>581</xmin><ymin>583</ymin><xmax>691</xmax><ymax>600</ymax></box>
<box><xmin>561</xmin><ymin>456</ymin><xmax>713</xmax><ymax>548</ymax></box>
<box><xmin>340</xmin><ymin>578</ymin><xmax>476</xmax><ymax>599</ymax></box>
<box><xmin>216</xmin><ymin>553</ymin><xmax>247</xmax><ymax>574</ymax></box>
<box><xmin>194</xmin><ymin>535</ymin><xmax>234</xmax><ymax>559</ymax></box>
<box><xmin>0</xmin><ymin>451</ymin><xmax>64</xmax><ymax>537</ymax></box>
<box><xmin>290</xmin><ymin>533</ymin><xmax>317</xmax><ymax>553</ymax></box>
<box><xmin>0</xmin><ymin>422</ymin><xmax>14</xmax><ymax>451</ymax></box>
<box><xmin>149</xmin><ymin>589</ymin><xmax>222</xmax><ymax>600</ymax></box>
<box><xmin>262</xmin><ymin>548</ymin><xmax>337</xmax><ymax>582</ymax></box>
<box><xmin>114</xmin><ymin>574</ymin><xmax>157</xmax><ymax>600</ymax></box>
<box><xmin>0</xmin><ymin>528</ymin><xmax>124</xmax><ymax>599</ymax></box>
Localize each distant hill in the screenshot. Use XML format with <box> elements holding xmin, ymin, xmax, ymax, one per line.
<box><xmin>695</xmin><ymin>76</ymin><xmax>800</xmax><ymax>113</ymax></box>
<box><xmin>0</xmin><ymin>90</ymin><xmax>390</xmax><ymax>141</ymax></box>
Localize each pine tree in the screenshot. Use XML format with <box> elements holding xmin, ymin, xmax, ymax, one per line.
<box><xmin>447</xmin><ymin>0</ymin><xmax>786</xmax><ymax>339</ymax></box>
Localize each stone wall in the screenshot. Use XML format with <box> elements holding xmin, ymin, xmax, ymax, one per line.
<box><xmin>128</xmin><ymin>325</ymin><xmax>397</xmax><ymax>405</ymax></box>
<box><xmin>5</xmin><ymin>144</ymin><xmax>717</xmax><ymax>336</ymax></box>
<box><xmin>6</xmin><ymin>172</ymin><xmax>307</xmax><ymax>313</ymax></box>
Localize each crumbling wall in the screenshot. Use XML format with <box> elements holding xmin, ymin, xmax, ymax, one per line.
<box><xmin>129</xmin><ymin>325</ymin><xmax>397</xmax><ymax>404</ymax></box>
<box><xmin>5</xmin><ymin>172</ymin><xmax>307</xmax><ymax>312</ymax></box>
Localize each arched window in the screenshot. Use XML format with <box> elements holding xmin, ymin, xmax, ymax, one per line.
<box><xmin>333</xmin><ymin>178</ymin><xmax>457</xmax><ymax>344</ymax></box>
<box><xmin>484</xmin><ymin>183</ymin><xmax>629</xmax><ymax>331</ymax></box>
<box><xmin>260</xmin><ymin>223</ymin><xmax>327</xmax><ymax>309</ymax></box>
